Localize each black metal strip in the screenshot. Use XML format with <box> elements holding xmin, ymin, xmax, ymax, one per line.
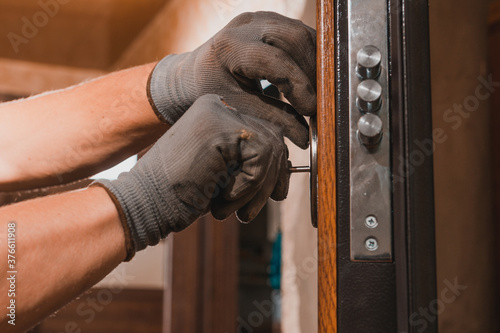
<box><xmin>389</xmin><ymin>0</ymin><xmax>411</xmax><ymax>330</ymax></box>
<box><xmin>402</xmin><ymin>0</ymin><xmax>438</xmax><ymax>332</ymax></box>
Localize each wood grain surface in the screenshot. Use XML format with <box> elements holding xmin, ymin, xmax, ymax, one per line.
<box><xmin>34</xmin><ymin>288</ymin><xmax>163</xmax><ymax>333</ymax></box>
<box><xmin>316</xmin><ymin>0</ymin><xmax>338</xmax><ymax>332</ymax></box>
<box><xmin>165</xmin><ymin>216</ymin><xmax>239</xmax><ymax>333</ymax></box>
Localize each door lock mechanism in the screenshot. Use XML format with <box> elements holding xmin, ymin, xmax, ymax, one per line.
<box><xmin>288</xmin><ymin>116</ymin><xmax>318</xmax><ymax>228</ymax></box>
<box><xmin>348</xmin><ymin>0</ymin><xmax>392</xmax><ymax>262</ymax></box>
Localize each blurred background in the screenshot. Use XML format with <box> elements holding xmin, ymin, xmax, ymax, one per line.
<box><xmin>1</xmin><ymin>0</ymin><xmax>500</xmax><ymax>332</ymax></box>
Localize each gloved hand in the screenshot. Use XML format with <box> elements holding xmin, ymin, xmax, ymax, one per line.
<box><xmin>147</xmin><ymin>11</ymin><xmax>316</xmax><ymax>149</ymax></box>
<box><xmin>94</xmin><ymin>95</ymin><xmax>290</xmax><ymax>260</ymax></box>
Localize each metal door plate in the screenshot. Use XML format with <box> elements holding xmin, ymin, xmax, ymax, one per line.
<box><xmin>349</xmin><ymin>0</ymin><xmax>393</xmax><ymax>261</ymax></box>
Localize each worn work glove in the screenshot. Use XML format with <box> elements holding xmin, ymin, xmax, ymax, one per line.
<box><xmin>148</xmin><ymin>11</ymin><xmax>316</xmax><ymax>149</ymax></box>
<box><xmin>94</xmin><ymin>95</ymin><xmax>290</xmax><ymax>260</ymax></box>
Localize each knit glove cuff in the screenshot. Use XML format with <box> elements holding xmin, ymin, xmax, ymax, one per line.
<box><xmin>93</xmin><ymin>174</ymin><xmax>178</xmax><ymax>258</ymax></box>
<box><xmin>147</xmin><ymin>53</ymin><xmax>196</xmax><ymax>125</ymax></box>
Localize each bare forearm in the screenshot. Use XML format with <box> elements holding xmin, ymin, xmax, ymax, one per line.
<box><xmin>0</xmin><ymin>186</ymin><xmax>126</xmax><ymax>332</ymax></box>
<box><xmin>0</xmin><ymin>63</ymin><xmax>169</xmax><ymax>191</ymax></box>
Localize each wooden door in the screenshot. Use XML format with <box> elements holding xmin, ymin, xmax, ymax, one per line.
<box><xmin>316</xmin><ymin>0</ymin><xmax>338</xmax><ymax>331</ymax></box>
<box><xmin>316</xmin><ymin>0</ymin><xmax>438</xmax><ymax>332</ymax></box>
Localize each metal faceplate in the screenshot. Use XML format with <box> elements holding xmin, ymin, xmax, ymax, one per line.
<box><xmin>349</xmin><ymin>0</ymin><xmax>392</xmax><ymax>261</ymax></box>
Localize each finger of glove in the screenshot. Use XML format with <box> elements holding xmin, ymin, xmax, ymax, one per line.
<box><xmin>270</xmin><ymin>154</ymin><xmax>292</xmax><ymax>202</ymax></box>
<box><xmin>235</xmin><ymin>118</ymin><xmax>291</xmax><ymax>202</ymax></box>
<box><xmin>211</xmin><ymin>145</ymin><xmax>284</xmax><ymax>221</ymax></box>
<box><xmin>222</xmin><ymin>135</ymin><xmax>273</xmax><ymax>201</ymax></box>
<box><xmin>211</xmin><ymin>190</ymin><xmax>258</xmax><ymax>221</ymax></box>
<box><xmin>236</xmin><ymin>171</ymin><xmax>278</xmax><ymax>223</ymax></box>
<box><xmin>224</xmin><ymin>93</ymin><xmax>309</xmax><ymax>149</ymax></box>
<box><xmin>228</xmin><ymin>42</ymin><xmax>316</xmax><ymax>116</ymax></box>
<box><xmin>211</xmin><ymin>158</ymin><xmax>280</xmax><ymax>222</ymax></box>
<box><xmin>259</xmin><ymin>15</ymin><xmax>317</xmax><ymax>89</ymax></box>
<box><xmin>236</xmin><ymin>145</ymin><xmax>286</xmax><ymax>222</ymax></box>
<box><xmin>226</xmin><ymin>12</ymin><xmax>316</xmax><ymax>88</ymax></box>
<box><xmin>237</xmin><ymin>115</ymin><xmax>291</xmax><ymax>202</ymax></box>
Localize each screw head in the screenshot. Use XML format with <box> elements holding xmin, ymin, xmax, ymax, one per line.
<box><xmin>365</xmin><ymin>238</ymin><xmax>379</xmax><ymax>251</ymax></box>
<box><xmin>365</xmin><ymin>215</ymin><xmax>378</xmax><ymax>228</ymax></box>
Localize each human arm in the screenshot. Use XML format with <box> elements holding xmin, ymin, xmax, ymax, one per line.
<box><xmin>0</xmin><ymin>12</ymin><xmax>316</xmax><ymax>193</ymax></box>
<box><xmin>0</xmin><ymin>95</ymin><xmax>295</xmax><ymax>331</ymax></box>
<box><xmin>0</xmin><ymin>63</ymin><xmax>169</xmax><ymax>192</ymax></box>
<box><xmin>0</xmin><ymin>186</ymin><xmax>126</xmax><ymax>333</ymax></box>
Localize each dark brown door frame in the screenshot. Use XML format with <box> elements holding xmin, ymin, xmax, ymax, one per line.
<box><xmin>317</xmin><ymin>0</ymin><xmax>437</xmax><ymax>332</ymax></box>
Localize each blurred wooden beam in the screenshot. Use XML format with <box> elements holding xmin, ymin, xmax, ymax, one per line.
<box><xmin>164</xmin><ymin>216</ymin><xmax>239</xmax><ymax>333</ymax></box>
<box><xmin>0</xmin><ymin>0</ymin><xmax>167</xmax><ymax>70</ymax></box>
<box><xmin>0</xmin><ymin>58</ymin><xmax>105</xmax><ymax>96</ymax></box>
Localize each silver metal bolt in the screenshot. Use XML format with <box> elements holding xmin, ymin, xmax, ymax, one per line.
<box><xmin>365</xmin><ymin>238</ymin><xmax>379</xmax><ymax>251</ymax></box>
<box><xmin>357</xmin><ymin>45</ymin><xmax>382</xmax><ymax>80</ymax></box>
<box><xmin>289</xmin><ymin>165</ymin><xmax>311</xmax><ymax>173</ymax></box>
<box><xmin>358</xmin><ymin>113</ymin><xmax>383</xmax><ymax>146</ymax></box>
<box><xmin>365</xmin><ymin>215</ymin><xmax>378</xmax><ymax>228</ymax></box>
<box><xmin>356</xmin><ymin>80</ymin><xmax>383</xmax><ymax>113</ymax></box>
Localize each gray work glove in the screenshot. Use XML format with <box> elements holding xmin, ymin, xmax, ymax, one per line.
<box><xmin>94</xmin><ymin>95</ymin><xmax>290</xmax><ymax>259</ymax></box>
<box><xmin>148</xmin><ymin>11</ymin><xmax>316</xmax><ymax>149</ymax></box>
